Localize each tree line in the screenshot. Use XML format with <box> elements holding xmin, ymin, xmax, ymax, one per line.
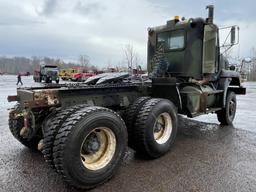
<box><xmin>0</xmin><ymin>56</ymin><xmax>96</xmax><ymax>74</ymax></box>
<box><xmin>0</xmin><ymin>44</ymin><xmax>144</xmax><ymax>75</ymax></box>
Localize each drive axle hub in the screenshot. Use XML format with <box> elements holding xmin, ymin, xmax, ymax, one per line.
<box><xmin>83</xmin><ymin>133</ymin><xmax>101</xmax><ymax>154</ymax></box>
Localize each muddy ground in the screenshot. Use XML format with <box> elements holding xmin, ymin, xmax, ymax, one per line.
<box><xmin>0</xmin><ymin>75</ymin><xmax>255</xmax><ymax>192</ymax></box>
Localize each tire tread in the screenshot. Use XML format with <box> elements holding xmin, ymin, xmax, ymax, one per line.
<box><xmin>42</xmin><ymin>104</ymin><xmax>88</xmax><ymax>168</ymax></box>
<box><xmin>52</xmin><ymin>106</ymin><xmax>126</xmax><ymax>189</ymax></box>
<box><xmin>134</xmin><ymin>98</ymin><xmax>163</xmax><ymax>156</ymax></box>
<box><xmin>125</xmin><ymin>97</ymin><xmax>150</xmax><ymax>147</ymax></box>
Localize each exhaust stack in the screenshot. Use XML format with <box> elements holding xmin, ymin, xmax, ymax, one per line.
<box><xmin>206</xmin><ymin>5</ymin><xmax>214</xmax><ymax>24</ymax></box>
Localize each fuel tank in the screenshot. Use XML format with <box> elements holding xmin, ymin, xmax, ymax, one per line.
<box><xmin>180</xmin><ymin>84</ymin><xmax>216</xmax><ymax>116</ymax></box>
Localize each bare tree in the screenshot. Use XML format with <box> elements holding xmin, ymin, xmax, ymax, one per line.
<box><xmin>123</xmin><ymin>44</ymin><xmax>140</xmax><ymax>73</ymax></box>
<box><xmin>89</xmin><ymin>65</ymin><xmax>98</xmax><ymax>72</ymax></box>
<box><xmin>250</xmin><ymin>50</ymin><xmax>256</xmax><ymax>81</ymax></box>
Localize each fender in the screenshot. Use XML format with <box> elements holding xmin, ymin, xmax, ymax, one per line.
<box><xmin>218</xmin><ymin>78</ymin><xmax>231</xmax><ymax>107</ymax></box>
<box><xmin>218</xmin><ymin>76</ymin><xmax>246</xmax><ymax>107</ymax></box>
<box><xmin>151</xmin><ymin>77</ymin><xmax>182</xmax><ymax>112</ymax></box>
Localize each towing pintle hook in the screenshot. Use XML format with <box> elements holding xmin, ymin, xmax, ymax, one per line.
<box><xmin>20</xmin><ymin>112</ymin><xmax>30</xmax><ymax>138</ymax></box>
<box><xmin>206</xmin><ymin>5</ymin><xmax>214</xmax><ymax>24</ymax></box>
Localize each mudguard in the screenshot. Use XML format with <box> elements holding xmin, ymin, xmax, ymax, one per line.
<box><xmin>218</xmin><ymin>70</ymin><xmax>246</xmax><ymax>107</ymax></box>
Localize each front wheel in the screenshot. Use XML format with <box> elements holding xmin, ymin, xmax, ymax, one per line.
<box><xmin>53</xmin><ymin>106</ymin><xmax>127</xmax><ymax>189</ymax></box>
<box><xmin>217</xmin><ymin>91</ymin><xmax>237</xmax><ymax>125</ymax></box>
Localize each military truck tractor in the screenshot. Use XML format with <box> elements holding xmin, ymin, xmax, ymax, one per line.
<box><xmin>7</xmin><ymin>5</ymin><xmax>245</xmax><ymax>189</ymax></box>
<box><xmin>34</xmin><ymin>64</ymin><xmax>59</xmax><ymax>83</ymax></box>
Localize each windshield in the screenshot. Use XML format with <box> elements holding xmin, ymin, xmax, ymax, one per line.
<box><xmin>45</xmin><ymin>67</ymin><xmax>58</xmax><ymax>72</ymax></box>
<box><xmin>157</xmin><ymin>30</ymin><xmax>185</xmax><ymax>51</ymax></box>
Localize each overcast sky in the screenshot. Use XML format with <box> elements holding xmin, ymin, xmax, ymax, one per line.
<box><xmin>0</xmin><ymin>0</ymin><xmax>255</xmax><ymax>67</ymax></box>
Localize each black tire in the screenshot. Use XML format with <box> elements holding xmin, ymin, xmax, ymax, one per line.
<box><xmin>52</xmin><ymin>106</ymin><xmax>127</xmax><ymax>189</ymax></box>
<box><xmin>45</xmin><ymin>77</ymin><xmax>51</xmax><ymax>83</ymax></box>
<box><xmin>125</xmin><ymin>97</ymin><xmax>151</xmax><ymax>148</ymax></box>
<box><xmin>42</xmin><ymin>104</ymin><xmax>88</xmax><ymax>168</ymax></box>
<box><xmin>56</xmin><ymin>79</ymin><xmax>59</xmax><ymax>84</ymax></box>
<box><xmin>8</xmin><ymin>106</ymin><xmax>41</xmax><ymax>150</ymax></box>
<box><xmin>217</xmin><ymin>91</ymin><xmax>237</xmax><ymax>125</ymax></box>
<box><xmin>134</xmin><ymin>98</ymin><xmax>178</xmax><ymax>158</ymax></box>
<box><xmin>41</xmin><ymin>108</ymin><xmax>61</xmax><ymax>136</ymax></box>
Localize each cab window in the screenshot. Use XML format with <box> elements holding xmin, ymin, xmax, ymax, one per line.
<box><xmin>157</xmin><ymin>30</ymin><xmax>185</xmax><ymax>51</ymax></box>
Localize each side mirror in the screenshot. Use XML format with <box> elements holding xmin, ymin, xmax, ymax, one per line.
<box><xmin>219</xmin><ymin>25</ymin><xmax>239</xmax><ymax>48</ymax></box>
<box><xmin>231</xmin><ymin>26</ymin><xmax>236</xmax><ymax>45</ymax></box>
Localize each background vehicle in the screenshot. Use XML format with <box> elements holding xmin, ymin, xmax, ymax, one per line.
<box><xmin>59</xmin><ymin>68</ymin><xmax>80</xmax><ymax>80</ymax></box>
<box><xmin>33</xmin><ymin>65</ymin><xmax>59</xmax><ymax>83</ymax></box>
<box><xmin>19</xmin><ymin>72</ymin><xmax>30</xmax><ymax>76</ymax></box>
<box><xmin>7</xmin><ymin>5</ymin><xmax>246</xmax><ymax>190</ymax></box>
<box><xmin>71</xmin><ymin>72</ymin><xmax>95</xmax><ymax>81</ymax></box>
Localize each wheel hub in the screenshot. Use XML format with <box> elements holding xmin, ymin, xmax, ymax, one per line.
<box><xmin>153</xmin><ymin>112</ymin><xmax>172</xmax><ymax>144</ymax></box>
<box><xmin>80</xmin><ymin>127</ymin><xmax>116</xmax><ymax>171</ymax></box>
<box><xmin>154</xmin><ymin>122</ymin><xmax>163</xmax><ymax>133</ymax></box>
<box><xmin>229</xmin><ymin>100</ymin><xmax>236</xmax><ymax>116</ymax></box>
<box><xmin>83</xmin><ymin>133</ymin><xmax>101</xmax><ymax>154</ymax></box>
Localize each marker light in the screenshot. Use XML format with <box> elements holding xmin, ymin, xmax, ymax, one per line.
<box><xmin>174</xmin><ymin>16</ymin><xmax>180</xmax><ymax>21</ymax></box>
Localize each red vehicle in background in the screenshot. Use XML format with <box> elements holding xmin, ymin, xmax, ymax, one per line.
<box><xmin>71</xmin><ymin>72</ymin><xmax>95</xmax><ymax>82</ymax></box>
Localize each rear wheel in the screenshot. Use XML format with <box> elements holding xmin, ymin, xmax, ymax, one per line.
<box><xmin>133</xmin><ymin>98</ymin><xmax>178</xmax><ymax>158</ymax></box>
<box><xmin>42</xmin><ymin>104</ymin><xmax>88</xmax><ymax>168</ymax></box>
<box><xmin>217</xmin><ymin>91</ymin><xmax>237</xmax><ymax>125</ymax></box>
<box><xmin>125</xmin><ymin>97</ymin><xmax>150</xmax><ymax>148</ymax></box>
<box><xmin>53</xmin><ymin>106</ymin><xmax>127</xmax><ymax>189</ymax></box>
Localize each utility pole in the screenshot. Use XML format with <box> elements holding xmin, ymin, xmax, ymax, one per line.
<box><xmin>79</xmin><ymin>55</ymin><xmax>90</xmax><ymax>71</ymax></box>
